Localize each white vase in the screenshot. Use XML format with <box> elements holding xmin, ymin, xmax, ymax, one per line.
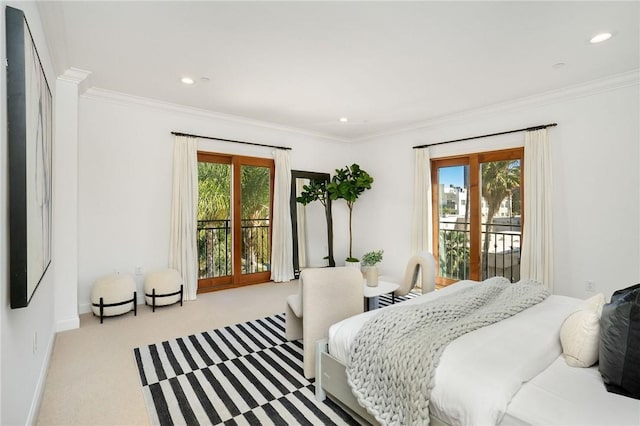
<box><xmin>366</xmin><ymin>266</ymin><xmax>379</xmax><ymax>287</ymax></box>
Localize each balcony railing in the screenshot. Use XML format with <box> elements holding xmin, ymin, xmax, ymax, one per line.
<box><xmin>197</xmin><ymin>218</ymin><xmax>270</xmax><ymax>279</ymax></box>
<box><xmin>241</xmin><ymin>219</ymin><xmax>270</xmax><ymax>275</ymax></box>
<box><xmin>439</xmin><ymin>221</ymin><xmax>521</xmax><ymax>283</ymax></box>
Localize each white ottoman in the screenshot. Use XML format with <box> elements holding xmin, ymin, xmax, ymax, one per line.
<box><xmin>91</xmin><ymin>274</ymin><xmax>137</xmax><ymax>323</ymax></box>
<box><xmin>144</xmin><ymin>269</ymin><xmax>183</xmax><ymax>312</ymax></box>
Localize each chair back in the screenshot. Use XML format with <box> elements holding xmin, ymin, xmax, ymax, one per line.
<box><xmin>296</xmin><ymin>267</ymin><xmax>364</xmax><ymax>379</ymax></box>
<box><xmin>300</xmin><ymin>267</ymin><xmax>363</xmax><ymax>315</ymax></box>
<box><xmin>397</xmin><ymin>253</ymin><xmax>436</xmax><ymax>296</ymax></box>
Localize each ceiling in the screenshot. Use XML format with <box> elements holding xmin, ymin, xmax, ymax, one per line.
<box><xmin>38</xmin><ymin>1</ymin><xmax>639</xmax><ymax>141</ymax></box>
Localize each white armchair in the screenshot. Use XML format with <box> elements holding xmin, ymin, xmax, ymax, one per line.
<box><xmin>285</xmin><ymin>267</ymin><xmax>363</xmax><ymax>379</ymax></box>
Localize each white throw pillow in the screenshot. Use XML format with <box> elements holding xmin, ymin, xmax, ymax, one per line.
<box><xmin>560</xmin><ymin>293</ymin><xmax>605</xmax><ymax>368</ymax></box>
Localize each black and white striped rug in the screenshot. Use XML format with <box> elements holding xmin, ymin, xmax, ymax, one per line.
<box><xmin>133</xmin><ymin>292</ymin><xmax>416</xmax><ymax>425</ymax></box>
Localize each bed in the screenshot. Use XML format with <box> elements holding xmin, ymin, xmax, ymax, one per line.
<box><xmin>315</xmin><ymin>280</ymin><xmax>640</xmax><ymax>425</ymax></box>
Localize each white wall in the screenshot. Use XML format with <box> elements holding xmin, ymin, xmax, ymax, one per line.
<box><xmin>351</xmin><ymin>74</ymin><xmax>640</xmax><ymax>301</ymax></box>
<box><xmin>77</xmin><ymin>93</ymin><xmax>350</xmax><ymax>312</ymax></box>
<box><xmin>1</xmin><ymin>2</ymin><xmax>58</xmax><ymax>424</ymax></box>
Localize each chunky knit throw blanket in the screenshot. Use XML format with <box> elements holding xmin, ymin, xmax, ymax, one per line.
<box><xmin>346</xmin><ymin>277</ymin><xmax>550</xmax><ymax>426</ymax></box>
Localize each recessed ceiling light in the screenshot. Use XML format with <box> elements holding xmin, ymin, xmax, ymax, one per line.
<box><xmin>339</xmin><ymin>117</ymin><xmax>348</xmax><ymax>123</ymax></box>
<box><xmin>181</xmin><ymin>77</ymin><xmax>195</xmax><ymax>85</ymax></box>
<box><xmin>590</xmin><ymin>32</ymin><xmax>612</xmax><ymax>44</ymax></box>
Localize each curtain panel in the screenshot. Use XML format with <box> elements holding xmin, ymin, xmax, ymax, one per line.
<box><xmin>521</xmin><ymin>128</ymin><xmax>554</xmax><ymax>290</ymax></box>
<box><xmin>169</xmin><ymin>135</ymin><xmax>199</xmax><ymax>300</ymax></box>
<box><xmin>271</xmin><ymin>150</ymin><xmax>294</xmax><ymax>282</ymax></box>
<box><xmin>411</xmin><ymin>148</ymin><xmax>432</xmax><ymax>255</ymax></box>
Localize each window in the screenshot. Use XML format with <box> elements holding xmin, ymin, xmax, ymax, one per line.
<box><xmin>431</xmin><ymin>148</ymin><xmax>523</xmax><ymax>286</ymax></box>
<box><xmin>197</xmin><ymin>152</ymin><xmax>274</xmax><ymax>292</ymax></box>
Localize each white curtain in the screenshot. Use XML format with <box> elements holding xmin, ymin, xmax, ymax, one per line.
<box><xmin>521</xmin><ymin>128</ymin><xmax>554</xmax><ymax>290</ymax></box>
<box><xmin>169</xmin><ymin>135</ymin><xmax>199</xmax><ymax>300</ymax></box>
<box><xmin>270</xmin><ymin>150</ymin><xmax>295</xmax><ymax>282</ymax></box>
<box><xmin>411</xmin><ymin>148</ymin><xmax>433</xmax><ymax>254</ymax></box>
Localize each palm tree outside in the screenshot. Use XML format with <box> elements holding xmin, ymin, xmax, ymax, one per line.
<box><xmin>197</xmin><ymin>160</ymin><xmax>272</xmax><ymax>281</ymax></box>
<box><xmin>434</xmin><ymin>148</ymin><xmax>523</xmax><ymax>286</ymax></box>
<box><xmin>480</xmin><ymin>159</ymin><xmax>521</xmax><ymax>278</ymax></box>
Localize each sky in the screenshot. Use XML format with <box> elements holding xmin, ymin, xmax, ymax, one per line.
<box><xmin>439</xmin><ymin>165</ymin><xmax>466</xmax><ymax>188</ymax></box>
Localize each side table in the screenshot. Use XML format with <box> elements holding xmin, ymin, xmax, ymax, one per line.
<box><xmin>363</xmin><ymin>280</ymin><xmax>399</xmax><ymax>311</ymax></box>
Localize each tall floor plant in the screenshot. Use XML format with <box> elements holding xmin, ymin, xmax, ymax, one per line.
<box><xmin>327</xmin><ymin>164</ymin><xmax>374</xmax><ymax>262</ymax></box>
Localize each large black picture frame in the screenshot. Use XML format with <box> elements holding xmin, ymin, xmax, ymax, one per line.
<box><xmin>6</xmin><ymin>6</ymin><xmax>53</xmax><ymax>308</ymax></box>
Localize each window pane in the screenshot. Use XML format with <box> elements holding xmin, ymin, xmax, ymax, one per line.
<box><xmin>480</xmin><ymin>159</ymin><xmax>521</xmax><ymax>281</ymax></box>
<box><xmin>437</xmin><ymin>165</ymin><xmax>470</xmax><ymax>281</ymax></box>
<box><xmin>240</xmin><ymin>165</ymin><xmax>271</xmax><ymax>275</ymax></box>
<box><xmin>197</xmin><ymin>162</ymin><xmax>231</xmax><ymax>279</ymax></box>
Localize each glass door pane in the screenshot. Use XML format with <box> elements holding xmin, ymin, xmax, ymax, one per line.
<box><xmin>437</xmin><ymin>165</ymin><xmax>470</xmax><ymax>281</ymax></box>
<box><xmin>240</xmin><ymin>165</ymin><xmax>271</xmax><ymax>275</ymax></box>
<box><xmin>197</xmin><ymin>161</ymin><xmax>231</xmax><ymax>281</ymax></box>
<box><xmin>479</xmin><ymin>159</ymin><xmax>522</xmax><ymax>281</ymax></box>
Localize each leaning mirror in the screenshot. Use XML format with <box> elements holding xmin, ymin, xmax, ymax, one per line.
<box><xmin>290</xmin><ymin>171</ymin><xmax>335</xmax><ymax>278</ymax></box>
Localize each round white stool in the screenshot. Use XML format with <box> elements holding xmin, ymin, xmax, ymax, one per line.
<box><xmin>144</xmin><ymin>269</ymin><xmax>183</xmax><ymax>312</ymax></box>
<box><xmin>91</xmin><ymin>274</ymin><xmax>137</xmax><ymax>323</ymax></box>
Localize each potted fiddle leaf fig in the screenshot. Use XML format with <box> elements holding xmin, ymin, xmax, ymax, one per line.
<box><xmin>327</xmin><ymin>164</ymin><xmax>374</xmax><ymax>266</ymax></box>
<box><xmin>296</xmin><ymin>179</ymin><xmax>328</xmax><ymax>207</ymax></box>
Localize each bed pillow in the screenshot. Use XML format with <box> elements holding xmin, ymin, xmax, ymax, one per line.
<box><xmin>599</xmin><ymin>283</ymin><xmax>640</xmax><ymax>399</ymax></box>
<box><xmin>560</xmin><ymin>293</ymin><xmax>605</xmax><ymax>367</ymax></box>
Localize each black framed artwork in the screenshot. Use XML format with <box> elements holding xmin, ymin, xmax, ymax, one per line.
<box><xmin>6</xmin><ymin>6</ymin><xmax>53</xmax><ymax>308</ymax></box>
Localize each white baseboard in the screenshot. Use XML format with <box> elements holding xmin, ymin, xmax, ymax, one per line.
<box><xmin>26</xmin><ymin>331</ymin><xmax>56</xmax><ymax>426</ymax></box>
<box><xmin>78</xmin><ymin>302</ymin><xmax>91</xmax><ymax>315</ymax></box>
<box><xmin>56</xmin><ymin>315</ymin><xmax>80</xmax><ymax>332</ymax></box>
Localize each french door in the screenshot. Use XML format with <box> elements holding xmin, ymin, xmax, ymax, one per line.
<box><xmin>431</xmin><ymin>148</ymin><xmax>524</xmax><ymax>287</ymax></box>
<box><xmin>197</xmin><ymin>152</ymin><xmax>274</xmax><ymax>292</ymax></box>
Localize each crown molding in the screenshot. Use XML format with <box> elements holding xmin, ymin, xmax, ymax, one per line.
<box><xmin>58</xmin><ymin>67</ymin><xmax>92</xmax><ymax>95</ymax></box>
<box><xmin>353</xmin><ymin>69</ymin><xmax>640</xmax><ymax>143</ymax></box>
<box><xmin>80</xmin><ymin>70</ymin><xmax>638</xmax><ymax>144</ymax></box>
<box><xmin>58</xmin><ymin>67</ymin><xmax>91</xmax><ymax>84</ymax></box>
<box><xmin>81</xmin><ymin>87</ymin><xmax>350</xmax><ymax>144</ymax></box>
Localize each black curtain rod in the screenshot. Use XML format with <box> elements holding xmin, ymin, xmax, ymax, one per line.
<box><xmin>412</xmin><ymin>123</ymin><xmax>557</xmax><ymax>149</ymax></box>
<box><xmin>171</xmin><ymin>131</ymin><xmax>292</xmax><ymax>150</ymax></box>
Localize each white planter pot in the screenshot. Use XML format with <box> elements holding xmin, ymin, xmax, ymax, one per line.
<box><xmin>365</xmin><ymin>266</ymin><xmax>379</xmax><ymax>287</ymax></box>
<box><xmin>345</xmin><ymin>259</ymin><xmax>361</xmax><ymax>270</ymax></box>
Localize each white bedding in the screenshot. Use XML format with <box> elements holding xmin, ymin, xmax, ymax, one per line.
<box><xmin>502</xmin><ymin>356</ymin><xmax>640</xmax><ymax>426</ymax></box>
<box><xmin>328</xmin><ymin>280</ymin><xmax>582</xmax><ymax>425</ymax></box>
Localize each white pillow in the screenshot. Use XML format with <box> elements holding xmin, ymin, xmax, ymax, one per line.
<box><xmin>560</xmin><ymin>293</ymin><xmax>605</xmax><ymax>368</ymax></box>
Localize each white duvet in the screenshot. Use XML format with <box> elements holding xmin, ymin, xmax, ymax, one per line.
<box><xmin>502</xmin><ymin>356</ymin><xmax>640</xmax><ymax>426</ymax></box>
<box><xmin>328</xmin><ymin>281</ymin><xmax>581</xmax><ymax>426</ymax></box>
